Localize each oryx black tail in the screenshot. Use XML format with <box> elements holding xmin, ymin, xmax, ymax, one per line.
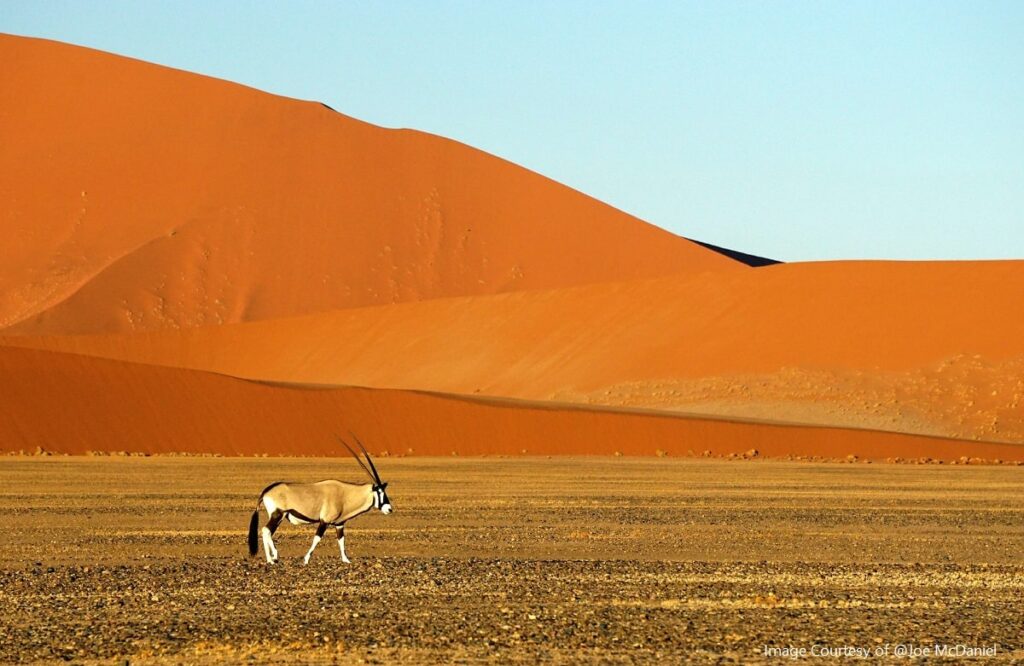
<box><xmin>249</xmin><ymin>482</ymin><xmax>284</xmax><ymax>556</ymax></box>
<box><xmin>247</xmin><ymin>509</ymin><xmax>260</xmax><ymax>556</ymax></box>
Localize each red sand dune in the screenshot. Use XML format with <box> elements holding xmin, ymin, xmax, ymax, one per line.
<box><xmin>2</xmin><ymin>346</ymin><xmax>1020</xmax><ymax>461</ymax></box>
<box><xmin>12</xmin><ymin>259</ymin><xmax>1021</xmax><ymax>384</ymax></box>
<box><xmin>3</xmin><ymin>35</ymin><xmax>1022</xmax><ymax>458</ymax></box>
<box><xmin>9</xmin><ymin>259</ymin><xmax>1024</xmax><ymax>442</ymax></box>
<box><xmin>0</xmin><ymin>34</ymin><xmax>737</xmax><ymax>336</ymax></box>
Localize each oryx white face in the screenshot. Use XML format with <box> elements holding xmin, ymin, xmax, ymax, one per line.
<box><xmin>374</xmin><ymin>482</ymin><xmax>393</xmax><ymax>514</ymax></box>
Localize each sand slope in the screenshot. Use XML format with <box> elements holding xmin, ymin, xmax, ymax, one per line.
<box><xmin>4</xmin><ymin>34</ymin><xmax>1022</xmax><ymax>457</ymax></box>
<box><xmin>9</xmin><ymin>259</ymin><xmax>1024</xmax><ymax>442</ymax></box>
<box><xmin>1</xmin><ymin>346</ymin><xmax>1020</xmax><ymax>461</ymax></box>
<box><xmin>0</xmin><ymin>34</ymin><xmax>737</xmax><ymax>335</ymax></box>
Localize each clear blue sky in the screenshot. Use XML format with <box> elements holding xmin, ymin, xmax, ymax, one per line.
<box><xmin>4</xmin><ymin>1</ymin><xmax>1022</xmax><ymax>261</ymax></box>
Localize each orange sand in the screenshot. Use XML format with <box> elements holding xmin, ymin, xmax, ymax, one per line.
<box><xmin>12</xmin><ymin>260</ymin><xmax>1021</xmax><ymax>383</ymax></box>
<box><xmin>2</xmin><ymin>35</ymin><xmax>1021</xmax><ymax>458</ymax></box>
<box><xmin>0</xmin><ymin>34</ymin><xmax>736</xmax><ymax>336</ymax></box>
<box><xmin>8</xmin><ymin>260</ymin><xmax>1023</xmax><ymax>442</ymax></box>
<box><xmin>2</xmin><ymin>347</ymin><xmax>1020</xmax><ymax>461</ymax></box>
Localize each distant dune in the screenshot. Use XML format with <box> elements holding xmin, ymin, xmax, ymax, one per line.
<box><xmin>0</xmin><ymin>34</ymin><xmax>737</xmax><ymax>336</ymax></box>
<box><xmin>9</xmin><ymin>260</ymin><xmax>1024</xmax><ymax>443</ymax></box>
<box><xmin>1</xmin><ymin>34</ymin><xmax>1021</xmax><ymax>458</ymax></box>
<box><xmin>2</xmin><ymin>346</ymin><xmax>1020</xmax><ymax>461</ymax></box>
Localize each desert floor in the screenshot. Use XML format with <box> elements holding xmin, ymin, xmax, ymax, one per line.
<box><xmin>1</xmin><ymin>457</ymin><xmax>1021</xmax><ymax>664</ymax></box>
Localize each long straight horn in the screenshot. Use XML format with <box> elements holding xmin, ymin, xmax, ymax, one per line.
<box><xmin>350</xmin><ymin>432</ymin><xmax>383</xmax><ymax>484</ymax></box>
<box><xmin>335</xmin><ymin>435</ymin><xmax>375</xmax><ymax>482</ymax></box>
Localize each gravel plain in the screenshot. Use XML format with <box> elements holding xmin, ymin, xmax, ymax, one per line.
<box><xmin>1</xmin><ymin>456</ymin><xmax>1021</xmax><ymax>663</ymax></box>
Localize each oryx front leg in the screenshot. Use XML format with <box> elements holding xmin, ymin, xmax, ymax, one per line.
<box><xmin>336</xmin><ymin>525</ymin><xmax>351</xmax><ymax>563</ymax></box>
<box><xmin>304</xmin><ymin>522</ymin><xmax>328</xmax><ymax>565</ymax></box>
<box><xmin>262</xmin><ymin>512</ymin><xmax>283</xmax><ymax>564</ymax></box>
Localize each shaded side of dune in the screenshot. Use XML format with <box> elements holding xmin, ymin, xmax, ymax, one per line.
<box><xmin>685</xmin><ymin>238</ymin><xmax>781</xmax><ymax>267</ymax></box>
<box><xmin>1</xmin><ymin>347</ymin><xmax>1020</xmax><ymax>461</ymax></box>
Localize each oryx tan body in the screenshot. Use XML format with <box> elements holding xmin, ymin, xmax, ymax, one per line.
<box><xmin>264</xmin><ymin>480</ymin><xmax>374</xmax><ymax>526</ymax></box>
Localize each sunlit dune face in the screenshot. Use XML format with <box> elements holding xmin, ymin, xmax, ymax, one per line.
<box><xmin>1</xmin><ymin>35</ymin><xmax>1022</xmax><ymax>463</ymax></box>
<box><xmin>0</xmin><ymin>34</ymin><xmax>738</xmax><ymax>337</ymax></box>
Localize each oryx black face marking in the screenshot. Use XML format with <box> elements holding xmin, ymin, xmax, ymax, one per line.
<box><xmin>371</xmin><ymin>482</ymin><xmax>392</xmax><ymax>514</ymax></box>
<box><xmin>246</xmin><ymin>433</ymin><xmax>394</xmax><ymax>564</ymax></box>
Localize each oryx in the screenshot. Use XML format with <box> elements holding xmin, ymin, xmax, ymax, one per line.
<box><xmin>247</xmin><ymin>435</ymin><xmax>392</xmax><ymax>564</ymax></box>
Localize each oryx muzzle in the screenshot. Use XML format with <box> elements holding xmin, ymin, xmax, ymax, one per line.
<box><xmin>247</xmin><ymin>434</ymin><xmax>393</xmax><ymax>564</ymax></box>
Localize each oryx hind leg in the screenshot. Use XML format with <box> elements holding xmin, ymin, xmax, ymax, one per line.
<box><xmin>303</xmin><ymin>522</ymin><xmax>328</xmax><ymax>565</ymax></box>
<box><xmin>262</xmin><ymin>511</ymin><xmax>283</xmax><ymax>564</ymax></box>
<box><xmin>336</xmin><ymin>524</ymin><xmax>351</xmax><ymax>564</ymax></box>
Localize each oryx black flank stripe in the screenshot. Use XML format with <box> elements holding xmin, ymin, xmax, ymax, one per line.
<box><xmin>286</xmin><ymin>509</ymin><xmax>318</xmax><ymax>524</ymax></box>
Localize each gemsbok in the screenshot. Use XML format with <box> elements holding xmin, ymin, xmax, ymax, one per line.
<box><xmin>247</xmin><ymin>435</ymin><xmax>392</xmax><ymax>564</ymax></box>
